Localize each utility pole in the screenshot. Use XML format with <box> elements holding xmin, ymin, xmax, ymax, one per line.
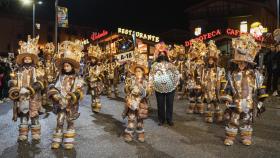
<box><xmin>32</xmin><ymin>2</ymin><xmax>35</xmax><ymax>37</ymax></box>
<box><xmin>55</xmin><ymin>0</ymin><xmax>58</xmax><ymax>53</ymax></box>
<box><xmin>277</xmin><ymin>0</ymin><xmax>279</xmax><ymax>28</ymax></box>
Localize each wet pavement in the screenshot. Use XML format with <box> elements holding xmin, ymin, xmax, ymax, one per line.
<box><xmin>1</xmin><ymin>90</ymin><xmax>280</xmax><ymax>158</ymax></box>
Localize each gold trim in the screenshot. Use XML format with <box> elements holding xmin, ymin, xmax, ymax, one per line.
<box><xmin>129</xmin><ymin>64</ymin><xmax>149</xmax><ymax>75</ymax></box>
<box><xmin>63</xmin><ymin>133</ymin><xmax>76</xmax><ymax>138</ymax></box>
<box><xmin>221</xmin><ymin>80</ymin><xmax>227</xmax><ymax>83</ymax></box>
<box><xmin>259</xmin><ymin>94</ymin><xmax>269</xmax><ymax>99</ymax></box>
<box><xmin>8</xmin><ymin>87</ymin><xmax>20</xmax><ymax>100</ymax></box>
<box><xmin>16</xmin><ymin>53</ymin><xmax>39</xmax><ymax>65</ymax></box>
<box><xmin>37</xmin><ymin>81</ymin><xmax>45</xmax><ymax>90</ymax></box>
<box><xmin>56</xmin><ymin>58</ymin><xmax>80</xmax><ymax>73</ymax></box>
<box><xmin>27</xmin><ymin>86</ymin><xmax>35</xmax><ymax>96</ymax></box>
<box><xmin>68</xmin><ymin>92</ymin><xmax>77</xmax><ymax>104</ymax></box>
<box><xmin>47</xmin><ymin>89</ymin><xmax>59</xmax><ymax>98</ymax></box>
<box><xmin>76</xmin><ymin>89</ymin><xmax>84</xmax><ymax>100</ymax></box>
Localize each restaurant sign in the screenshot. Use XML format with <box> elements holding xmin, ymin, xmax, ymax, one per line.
<box><xmin>118</xmin><ymin>28</ymin><xmax>160</xmax><ymax>43</ymax></box>
<box><xmin>91</xmin><ymin>30</ymin><xmax>109</xmax><ymax>41</ymax></box>
<box><xmin>185</xmin><ymin>28</ymin><xmax>264</xmax><ymax>46</ymax></box>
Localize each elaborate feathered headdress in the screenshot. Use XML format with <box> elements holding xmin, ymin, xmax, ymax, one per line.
<box><xmin>174</xmin><ymin>45</ymin><xmax>185</xmax><ymax>55</ymax></box>
<box><xmin>56</xmin><ymin>40</ymin><xmax>84</xmax><ymax>71</ymax></box>
<box><xmin>231</xmin><ymin>34</ymin><xmax>260</xmax><ymax>65</ymax></box>
<box><xmin>129</xmin><ymin>47</ymin><xmax>149</xmax><ymax>74</ymax></box>
<box><xmin>188</xmin><ymin>40</ymin><xmax>207</xmax><ymax>61</ymax></box>
<box><xmin>207</xmin><ymin>40</ymin><xmax>220</xmax><ymax>60</ymax></box>
<box><xmin>16</xmin><ymin>35</ymin><xmax>40</xmax><ymax>65</ymax></box>
<box><xmin>42</xmin><ymin>42</ymin><xmax>55</xmax><ymax>57</ymax></box>
<box><xmin>87</xmin><ymin>44</ymin><xmax>102</xmax><ymax>60</ymax></box>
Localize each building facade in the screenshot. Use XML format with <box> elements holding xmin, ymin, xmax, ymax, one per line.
<box><xmin>0</xmin><ymin>13</ymin><xmax>94</xmax><ymax>56</ymax></box>
<box><xmin>185</xmin><ymin>0</ymin><xmax>277</xmax><ymax>35</ymax></box>
<box><xmin>184</xmin><ymin>0</ymin><xmax>278</xmax><ymax>68</ymax></box>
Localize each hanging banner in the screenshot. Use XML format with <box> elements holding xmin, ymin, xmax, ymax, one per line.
<box><xmin>57</xmin><ymin>6</ymin><xmax>69</xmax><ymax>28</ymax></box>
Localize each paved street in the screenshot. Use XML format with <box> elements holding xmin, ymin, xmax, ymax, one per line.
<box><xmin>1</xmin><ymin>0</ymin><xmax>280</xmax><ymax>157</ymax></box>
<box><xmin>0</xmin><ymin>90</ymin><xmax>280</xmax><ymax>158</ymax></box>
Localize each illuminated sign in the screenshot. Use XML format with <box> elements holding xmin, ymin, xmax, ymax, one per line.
<box><xmin>226</xmin><ymin>28</ymin><xmax>264</xmax><ymax>41</ymax></box>
<box><xmin>36</xmin><ymin>23</ymin><xmax>40</xmax><ymax>30</ymax></box>
<box><xmin>118</xmin><ymin>28</ymin><xmax>160</xmax><ymax>42</ymax></box>
<box><xmin>226</xmin><ymin>28</ymin><xmax>241</xmax><ymax>36</ymax></box>
<box><xmin>115</xmin><ymin>50</ymin><xmax>133</xmax><ymax>62</ymax></box>
<box><xmin>240</xmin><ymin>21</ymin><xmax>248</xmax><ymax>33</ymax></box>
<box><xmin>185</xmin><ymin>28</ymin><xmax>264</xmax><ymax>46</ymax></box>
<box><xmin>194</xmin><ymin>27</ymin><xmax>202</xmax><ymax>36</ymax></box>
<box><xmin>91</xmin><ymin>30</ymin><xmax>109</xmax><ymax>41</ymax></box>
<box><xmin>81</xmin><ymin>39</ymin><xmax>90</xmax><ymax>45</ymax></box>
<box><xmin>185</xmin><ymin>29</ymin><xmax>222</xmax><ymax>46</ymax></box>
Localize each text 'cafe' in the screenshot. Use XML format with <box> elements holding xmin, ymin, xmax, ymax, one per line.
<box><xmin>185</xmin><ymin>28</ymin><xmax>265</xmax><ymax>47</ymax></box>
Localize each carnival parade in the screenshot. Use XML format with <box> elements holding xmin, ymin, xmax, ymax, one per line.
<box><xmin>0</xmin><ymin>0</ymin><xmax>280</xmax><ymax>158</ymax></box>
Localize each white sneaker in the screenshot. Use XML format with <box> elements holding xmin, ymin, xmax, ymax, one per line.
<box><xmin>272</xmin><ymin>91</ymin><xmax>278</xmax><ymax>96</ymax></box>
<box><xmin>0</xmin><ymin>100</ymin><xmax>3</xmax><ymax>104</ymax></box>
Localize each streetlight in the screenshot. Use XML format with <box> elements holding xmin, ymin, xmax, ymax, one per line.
<box><xmin>21</xmin><ymin>0</ymin><xmax>33</xmax><ymax>5</ymax></box>
<box><xmin>19</xmin><ymin>0</ymin><xmax>43</xmax><ymax>37</ymax></box>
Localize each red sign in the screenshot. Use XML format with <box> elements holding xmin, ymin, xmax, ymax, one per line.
<box><xmin>185</xmin><ymin>28</ymin><xmax>264</xmax><ymax>46</ymax></box>
<box><xmin>91</xmin><ymin>30</ymin><xmax>109</xmax><ymax>41</ymax></box>
<box><xmin>185</xmin><ymin>29</ymin><xmax>222</xmax><ymax>46</ymax></box>
<box><xmin>226</xmin><ymin>28</ymin><xmax>264</xmax><ymax>41</ymax></box>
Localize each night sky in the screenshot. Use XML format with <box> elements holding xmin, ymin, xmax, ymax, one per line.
<box><xmin>0</xmin><ymin>0</ymin><xmax>204</xmax><ymax>34</ymax></box>
<box><xmin>0</xmin><ymin>0</ymin><xmax>277</xmax><ymax>34</ymax></box>
<box><xmin>61</xmin><ymin>0</ymin><xmax>202</xmax><ymax>33</ymax></box>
